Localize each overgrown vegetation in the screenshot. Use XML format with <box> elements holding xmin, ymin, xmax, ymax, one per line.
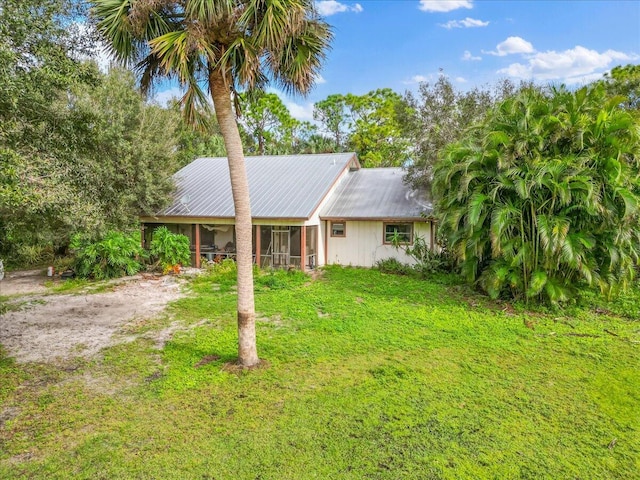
<box><xmin>71</xmin><ymin>231</ymin><xmax>145</xmax><ymax>280</ymax></box>
<box><xmin>434</xmin><ymin>84</ymin><xmax>640</xmax><ymax>304</ymax></box>
<box><xmin>0</xmin><ymin>267</ymin><xmax>638</xmax><ymax>478</ymax></box>
<box><xmin>149</xmin><ymin>227</ymin><xmax>191</xmax><ymax>273</ymax></box>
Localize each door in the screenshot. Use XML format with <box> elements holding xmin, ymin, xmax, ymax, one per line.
<box><xmin>272</xmin><ymin>228</ymin><xmax>290</xmax><ymax>267</ymax></box>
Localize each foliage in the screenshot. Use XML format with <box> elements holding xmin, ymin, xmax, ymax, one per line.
<box><xmin>12</xmin><ymin>245</ymin><xmax>55</xmax><ymax>268</ymax></box>
<box><xmin>149</xmin><ymin>226</ymin><xmax>191</xmax><ymax>273</ymax></box>
<box><xmin>239</xmin><ymin>91</ymin><xmax>301</xmax><ymax>155</ymax></box>
<box><xmin>171</xmin><ymin>100</ymin><xmax>227</xmax><ymax>167</ymax></box>
<box><xmin>0</xmin><ymin>0</ymin><xmax>97</xmax><ymax>258</ymax></box>
<box><xmin>375</xmin><ymin>257</ymin><xmax>413</xmax><ymax>275</ymax></box>
<box><xmin>313</xmin><ymin>94</ymin><xmax>350</xmax><ymax>151</ymax></box>
<box><xmin>402</xmin><ymin>76</ymin><xmax>522</xmax><ymax>190</ymax></box>
<box><xmin>398</xmin><ymin>235</ymin><xmax>454</xmax><ymax>276</ymax></box>
<box><xmin>0</xmin><ymin>28</ymin><xmax>180</xmax><ymax>261</ymax></box>
<box><xmin>345</xmin><ymin>88</ymin><xmax>413</xmax><ymax>167</ymax></box>
<box><xmin>1</xmin><ymin>267</ymin><xmax>638</xmax><ymax>478</ymax></box>
<box><xmin>93</xmin><ymin>0</ymin><xmax>332</xmax><ymax>128</ymax></box>
<box><xmin>602</xmin><ymin>63</ymin><xmax>640</xmax><ymax>110</ymax></box>
<box><xmin>434</xmin><ymin>84</ymin><xmax>640</xmax><ymax>304</ymax></box>
<box><xmin>312</xmin><ymin>89</ymin><xmax>412</xmax><ymax>166</ymax></box>
<box><xmin>71</xmin><ymin>231</ymin><xmax>146</xmax><ymax>280</ymax></box>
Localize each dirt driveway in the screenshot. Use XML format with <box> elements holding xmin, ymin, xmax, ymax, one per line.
<box><xmin>0</xmin><ymin>271</ymin><xmax>187</xmax><ymax>363</ymax></box>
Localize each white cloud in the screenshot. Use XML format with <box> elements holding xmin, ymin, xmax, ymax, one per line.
<box><xmin>285</xmin><ymin>100</ymin><xmax>315</xmax><ymax>122</ymax></box>
<box><xmin>315</xmin><ymin>74</ymin><xmax>327</xmax><ymax>84</ymax></box>
<box><xmin>154</xmin><ymin>87</ymin><xmax>184</xmax><ymax>107</ymax></box>
<box><xmin>497</xmin><ymin>45</ymin><xmax>635</xmax><ymax>84</ymax></box>
<box><xmin>419</xmin><ymin>0</ymin><xmax>473</xmax><ymax>13</ymax></box>
<box><xmin>402</xmin><ymin>74</ymin><xmax>433</xmax><ymax>85</ymax></box>
<box><xmin>485</xmin><ymin>36</ymin><xmax>535</xmax><ymax>56</ymax></box>
<box><xmin>440</xmin><ymin>17</ymin><xmax>489</xmax><ymax>29</ymax></box>
<box><xmin>316</xmin><ymin>1</ymin><xmax>363</xmax><ymax>16</ymax></box>
<box><xmin>462</xmin><ymin>50</ymin><xmax>482</xmax><ymax>61</ymax></box>
<box><xmin>455</xmin><ymin>76</ymin><xmax>467</xmax><ymax>83</ymax></box>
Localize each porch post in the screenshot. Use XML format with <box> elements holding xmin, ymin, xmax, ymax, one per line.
<box><xmin>430</xmin><ymin>220</ymin><xmax>435</xmax><ymax>253</ymax></box>
<box><xmin>140</xmin><ymin>223</ymin><xmax>145</xmax><ymax>249</ymax></box>
<box><xmin>324</xmin><ymin>220</ymin><xmax>329</xmax><ymax>266</ymax></box>
<box><xmin>195</xmin><ymin>223</ymin><xmax>201</xmax><ymax>268</ymax></box>
<box><xmin>301</xmin><ymin>225</ymin><xmax>306</xmax><ymax>271</ymax></box>
<box><xmin>255</xmin><ymin>225</ymin><xmax>261</xmax><ymax>267</ymax></box>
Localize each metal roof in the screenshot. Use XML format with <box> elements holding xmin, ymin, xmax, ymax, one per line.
<box><xmin>158</xmin><ymin>153</ymin><xmax>357</xmax><ymax>219</ymax></box>
<box><xmin>320</xmin><ymin>168</ymin><xmax>433</xmax><ymax>220</ymax></box>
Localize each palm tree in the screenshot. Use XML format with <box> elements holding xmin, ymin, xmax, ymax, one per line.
<box><xmin>434</xmin><ymin>85</ymin><xmax>640</xmax><ymax>304</ymax></box>
<box><xmin>92</xmin><ymin>0</ymin><xmax>332</xmax><ymax>366</ymax></box>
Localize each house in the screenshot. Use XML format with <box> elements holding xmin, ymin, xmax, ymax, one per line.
<box><xmin>140</xmin><ymin>153</ymin><xmax>435</xmax><ymax>269</ymax></box>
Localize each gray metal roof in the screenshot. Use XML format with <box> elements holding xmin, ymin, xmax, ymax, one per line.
<box><xmin>158</xmin><ymin>153</ymin><xmax>357</xmax><ymax>219</ymax></box>
<box><xmin>320</xmin><ymin>168</ymin><xmax>433</xmax><ymax>220</ymax></box>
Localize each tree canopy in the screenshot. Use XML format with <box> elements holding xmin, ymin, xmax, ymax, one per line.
<box><xmin>0</xmin><ymin>0</ymin><xmax>179</xmax><ymax>263</ymax></box>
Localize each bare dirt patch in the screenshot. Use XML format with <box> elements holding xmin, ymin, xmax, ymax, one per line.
<box><xmin>0</xmin><ymin>269</ymin><xmax>49</xmax><ymax>296</ymax></box>
<box><xmin>0</xmin><ymin>276</ymin><xmax>186</xmax><ymax>363</ymax></box>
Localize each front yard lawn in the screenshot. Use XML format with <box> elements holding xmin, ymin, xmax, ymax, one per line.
<box><xmin>1</xmin><ymin>266</ymin><xmax>638</xmax><ymax>479</ymax></box>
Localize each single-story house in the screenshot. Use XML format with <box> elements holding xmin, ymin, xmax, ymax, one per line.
<box><xmin>140</xmin><ymin>152</ymin><xmax>434</xmax><ymax>269</ymax></box>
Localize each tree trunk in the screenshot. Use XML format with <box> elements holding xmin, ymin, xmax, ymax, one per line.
<box><xmin>258</xmin><ymin>131</ymin><xmax>265</xmax><ymax>156</ymax></box>
<box><xmin>210</xmin><ymin>69</ymin><xmax>259</xmax><ymax>367</ymax></box>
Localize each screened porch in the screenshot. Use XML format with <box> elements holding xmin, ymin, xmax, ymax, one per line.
<box><xmin>142</xmin><ymin>223</ymin><xmax>318</xmax><ymax>270</ymax></box>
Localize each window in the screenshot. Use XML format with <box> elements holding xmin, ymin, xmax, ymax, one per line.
<box><xmin>384</xmin><ymin>223</ymin><xmax>413</xmax><ymax>244</ymax></box>
<box><xmin>331</xmin><ymin>222</ymin><xmax>346</xmax><ymax>237</ymax></box>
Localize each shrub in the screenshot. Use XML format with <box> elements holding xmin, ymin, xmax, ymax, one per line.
<box><xmin>433</xmin><ymin>84</ymin><xmax>640</xmax><ymax>304</ymax></box>
<box><xmin>396</xmin><ymin>235</ymin><xmax>454</xmax><ymax>277</ymax></box>
<box><xmin>71</xmin><ymin>231</ymin><xmax>145</xmax><ymax>280</ymax></box>
<box><xmin>149</xmin><ymin>226</ymin><xmax>191</xmax><ymax>273</ymax></box>
<box><xmin>14</xmin><ymin>244</ymin><xmax>54</xmax><ymax>267</ymax></box>
<box><xmin>376</xmin><ymin>257</ymin><xmax>412</xmax><ymax>276</ymax></box>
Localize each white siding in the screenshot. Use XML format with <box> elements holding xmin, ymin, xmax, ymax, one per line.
<box><xmin>326</xmin><ymin>221</ymin><xmax>432</xmax><ymax>268</ymax></box>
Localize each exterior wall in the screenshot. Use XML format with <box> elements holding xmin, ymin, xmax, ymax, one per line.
<box><xmin>326</xmin><ymin>220</ymin><xmax>432</xmax><ymax>268</ymax></box>
<box><xmin>142</xmin><ymin>215</ymin><xmax>431</xmax><ymax>269</ymax></box>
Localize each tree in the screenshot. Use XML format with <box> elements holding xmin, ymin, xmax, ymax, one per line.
<box><xmin>171</xmin><ymin>101</ymin><xmax>227</xmax><ymax>168</ymax></box>
<box><xmin>92</xmin><ymin>0</ymin><xmax>332</xmax><ymax>367</ymax></box>
<box><xmin>312</xmin><ymin>89</ymin><xmax>411</xmax><ymax>166</ymax></box>
<box><xmin>402</xmin><ymin>76</ymin><xmax>519</xmax><ymax>190</ymax></box>
<box><xmin>602</xmin><ymin>64</ymin><xmax>640</xmax><ymax>111</ymax></box>
<box><xmin>239</xmin><ymin>91</ymin><xmax>300</xmax><ymax>155</ymax></box>
<box><xmin>344</xmin><ymin>88</ymin><xmax>411</xmax><ymax>167</ymax></box>
<box><xmin>313</xmin><ymin>94</ymin><xmax>349</xmax><ymax>151</ymax></box>
<box><xmin>1</xmin><ymin>1</ymin><xmax>178</xmax><ymax>264</ymax></box>
<box><xmin>0</xmin><ymin>0</ymin><xmax>94</xmax><ymax>258</ymax></box>
<box><xmin>433</xmin><ymin>85</ymin><xmax>640</xmax><ymax>304</ymax></box>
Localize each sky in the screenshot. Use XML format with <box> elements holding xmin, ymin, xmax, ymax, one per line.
<box><xmin>148</xmin><ymin>0</ymin><xmax>640</xmax><ymax>121</ymax></box>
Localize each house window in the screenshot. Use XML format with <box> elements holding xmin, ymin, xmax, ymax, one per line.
<box><xmin>384</xmin><ymin>223</ymin><xmax>413</xmax><ymax>244</ymax></box>
<box><xmin>331</xmin><ymin>222</ymin><xmax>346</xmax><ymax>237</ymax></box>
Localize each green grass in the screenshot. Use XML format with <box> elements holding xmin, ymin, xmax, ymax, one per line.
<box><xmin>0</xmin><ymin>266</ymin><xmax>638</xmax><ymax>479</ymax></box>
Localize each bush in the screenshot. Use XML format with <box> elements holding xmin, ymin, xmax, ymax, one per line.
<box><xmin>402</xmin><ymin>235</ymin><xmax>454</xmax><ymax>276</ymax></box>
<box><xmin>13</xmin><ymin>244</ymin><xmax>54</xmax><ymax>267</ymax></box>
<box><xmin>71</xmin><ymin>231</ymin><xmax>145</xmax><ymax>280</ymax></box>
<box><xmin>149</xmin><ymin>226</ymin><xmax>191</xmax><ymax>273</ymax></box>
<box><xmin>433</xmin><ymin>84</ymin><xmax>640</xmax><ymax>304</ymax></box>
<box><xmin>376</xmin><ymin>257</ymin><xmax>413</xmax><ymax>276</ymax></box>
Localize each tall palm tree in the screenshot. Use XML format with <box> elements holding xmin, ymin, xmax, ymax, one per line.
<box><xmin>92</xmin><ymin>0</ymin><xmax>332</xmax><ymax>366</ymax></box>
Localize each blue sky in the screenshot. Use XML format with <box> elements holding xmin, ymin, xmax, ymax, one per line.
<box><xmin>151</xmin><ymin>0</ymin><xmax>640</xmax><ymax>121</ymax></box>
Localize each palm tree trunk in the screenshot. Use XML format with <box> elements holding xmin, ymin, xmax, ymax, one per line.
<box><xmin>210</xmin><ymin>69</ymin><xmax>259</xmax><ymax>367</ymax></box>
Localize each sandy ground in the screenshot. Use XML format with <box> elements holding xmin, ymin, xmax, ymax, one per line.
<box><xmin>0</xmin><ymin>271</ymin><xmax>188</xmax><ymax>363</ymax></box>
<box><xmin>0</xmin><ymin>269</ymin><xmax>49</xmax><ymax>296</ymax></box>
